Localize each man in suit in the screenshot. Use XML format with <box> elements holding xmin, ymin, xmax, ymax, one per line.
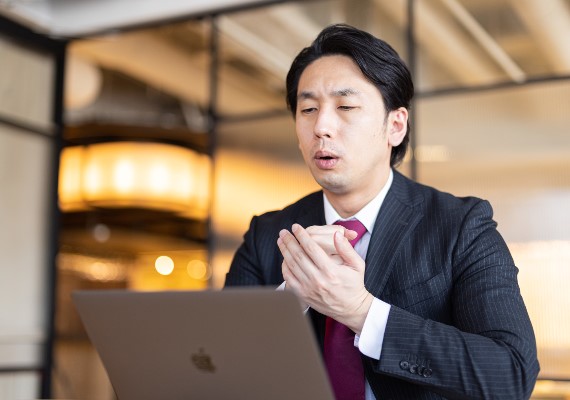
<box><xmin>225</xmin><ymin>24</ymin><xmax>539</xmax><ymax>399</ymax></box>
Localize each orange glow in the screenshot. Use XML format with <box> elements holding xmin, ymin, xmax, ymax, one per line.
<box><xmin>154</xmin><ymin>256</ymin><xmax>174</xmax><ymax>276</ymax></box>
<box><xmin>58</xmin><ymin>142</ymin><xmax>210</xmax><ymax>218</ymax></box>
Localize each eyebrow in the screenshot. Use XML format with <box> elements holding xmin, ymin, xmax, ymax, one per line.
<box><xmin>298</xmin><ymin>88</ymin><xmax>360</xmax><ymax>100</ymax></box>
<box><xmin>332</xmin><ymin>88</ymin><xmax>360</xmax><ymax>97</ymax></box>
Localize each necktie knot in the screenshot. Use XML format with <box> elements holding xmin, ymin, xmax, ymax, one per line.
<box><xmin>334</xmin><ymin>219</ymin><xmax>367</xmax><ymax>247</ymax></box>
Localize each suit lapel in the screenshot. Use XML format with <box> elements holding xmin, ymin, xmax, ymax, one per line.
<box><xmin>296</xmin><ymin>196</ymin><xmax>326</xmax><ymax>228</ymax></box>
<box><xmin>364</xmin><ymin>171</ymin><xmax>424</xmax><ymax>298</ymax></box>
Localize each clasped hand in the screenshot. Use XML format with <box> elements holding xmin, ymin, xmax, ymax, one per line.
<box><xmin>277</xmin><ymin>223</ymin><xmax>373</xmax><ymax>334</ymax></box>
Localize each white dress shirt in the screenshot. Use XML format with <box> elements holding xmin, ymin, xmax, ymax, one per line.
<box><xmin>323</xmin><ymin>170</ymin><xmax>393</xmax><ymax>400</ymax></box>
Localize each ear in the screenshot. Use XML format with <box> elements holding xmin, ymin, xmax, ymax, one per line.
<box><xmin>386</xmin><ymin>107</ymin><xmax>408</xmax><ymax>147</ymax></box>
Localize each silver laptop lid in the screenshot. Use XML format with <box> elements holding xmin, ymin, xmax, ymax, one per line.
<box><xmin>73</xmin><ymin>288</ymin><xmax>334</xmax><ymax>400</ymax></box>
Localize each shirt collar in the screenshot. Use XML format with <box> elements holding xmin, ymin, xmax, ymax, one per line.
<box><xmin>323</xmin><ymin>169</ymin><xmax>393</xmax><ymax>233</ymax></box>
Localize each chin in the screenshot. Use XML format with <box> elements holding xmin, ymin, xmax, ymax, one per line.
<box><xmin>316</xmin><ymin>179</ymin><xmax>349</xmax><ymax>195</ymax></box>
<box><xmin>310</xmin><ymin>169</ymin><xmax>347</xmax><ymax>190</ymax></box>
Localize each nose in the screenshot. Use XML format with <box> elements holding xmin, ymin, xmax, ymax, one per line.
<box><xmin>313</xmin><ymin>107</ymin><xmax>336</xmax><ymax>139</ymax></box>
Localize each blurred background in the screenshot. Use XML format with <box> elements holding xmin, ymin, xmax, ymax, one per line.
<box><xmin>1</xmin><ymin>0</ymin><xmax>569</xmax><ymax>398</ymax></box>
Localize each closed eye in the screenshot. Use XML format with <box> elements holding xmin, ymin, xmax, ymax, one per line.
<box><xmin>300</xmin><ymin>107</ymin><xmax>317</xmax><ymax>114</ymax></box>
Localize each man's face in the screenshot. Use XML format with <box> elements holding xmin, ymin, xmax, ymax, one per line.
<box><xmin>295</xmin><ymin>55</ymin><xmax>406</xmax><ymax>200</ymax></box>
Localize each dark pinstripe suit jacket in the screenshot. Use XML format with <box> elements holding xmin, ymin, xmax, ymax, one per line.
<box><xmin>225</xmin><ymin>170</ymin><xmax>539</xmax><ymax>399</ymax></box>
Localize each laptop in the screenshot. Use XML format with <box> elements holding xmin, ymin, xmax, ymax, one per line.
<box><xmin>72</xmin><ymin>288</ymin><xmax>334</xmax><ymax>400</ymax></box>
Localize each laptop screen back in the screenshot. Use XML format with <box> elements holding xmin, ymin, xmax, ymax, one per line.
<box><xmin>73</xmin><ymin>288</ymin><xmax>334</xmax><ymax>400</ymax></box>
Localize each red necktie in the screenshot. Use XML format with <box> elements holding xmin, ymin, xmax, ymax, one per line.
<box><xmin>324</xmin><ymin>219</ymin><xmax>367</xmax><ymax>400</ymax></box>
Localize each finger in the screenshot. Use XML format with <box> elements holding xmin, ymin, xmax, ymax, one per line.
<box><xmin>306</xmin><ymin>225</ymin><xmax>358</xmax><ymax>242</ymax></box>
<box><xmin>279</xmin><ymin>245</ymin><xmax>313</xmax><ymax>309</ymax></box>
<box><xmin>291</xmin><ymin>224</ymin><xmax>334</xmax><ymax>271</ymax></box>
<box><xmin>333</xmin><ymin>231</ymin><xmax>365</xmax><ymax>270</ymax></box>
<box><xmin>343</xmin><ymin>228</ymin><xmax>358</xmax><ymax>241</ymax></box>
<box><xmin>305</xmin><ymin>225</ymin><xmax>344</xmax><ymax>235</ymax></box>
<box><xmin>277</xmin><ymin>232</ymin><xmax>312</xmax><ymax>283</ymax></box>
<box><xmin>308</xmin><ymin>235</ymin><xmax>338</xmax><ymax>257</ymax></box>
<box><xmin>281</xmin><ymin>261</ymin><xmax>311</xmax><ymax>310</ymax></box>
<box><xmin>305</xmin><ymin>225</ymin><xmax>344</xmax><ymax>253</ymax></box>
<box><xmin>279</xmin><ymin>243</ymin><xmax>301</xmax><ymax>289</ymax></box>
<box><xmin>281</xmin><ymin>260</ymin><xmax>298</xmax><ymax>290</ymax></box>
<box><xmin>279</xmin><ymin>229</ymin><xmax>312</xmax><ymax>267</ymax></box>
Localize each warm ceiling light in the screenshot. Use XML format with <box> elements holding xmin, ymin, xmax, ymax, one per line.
<box><xmin>155</xmin><ymin>256</ymin><xmax>174</xmax><ymax>276</ymax></box>
<box><xmin>59</xmin><ymin>142</ymin><xmax>210</xmax><ymax>218</ymax></box>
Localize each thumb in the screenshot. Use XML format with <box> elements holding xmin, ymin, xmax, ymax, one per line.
<box><xmin>333</xmin><ymin>231</ymin><xmax>364</xmax><ymax>270</ymax></box>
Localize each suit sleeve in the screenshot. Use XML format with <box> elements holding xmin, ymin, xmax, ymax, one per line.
<box><xmin>225</xmin><ymin>216</ymin><xmax>265</xmax><ymax>286</ymax></box>
<box><xmin>224</xmin><ymin>215</ymin><xmax>284</xmax><ymax>287</ymax></box>
<box><xmin>371</xmin><ymin>200</ymin><xmax>540</xmax><ymax>399</ymax></box>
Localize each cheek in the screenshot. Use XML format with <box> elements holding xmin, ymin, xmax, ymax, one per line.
<box><xmin>368</xmin><ymin>118</ymin><xmax>389</xmax><ymax>143</ymax></box>
<box><xmin>297</xmin><ymin>141</ymin><xmax>306</xmax><ymax>157</ymax></box>
<box><xmin>295</xmin><ymin>132</ymin><xmax>311</xmax><ymax>157</ymax></box>
<box><xmin>296</xmin><ymin>123</ymin><xmax>312</xmax><ymax>145</ymax></box>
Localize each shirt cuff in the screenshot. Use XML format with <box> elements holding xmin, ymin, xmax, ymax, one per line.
<box><xmin>354</xmin><ymin>298</ymin><xmax>390</xmax><ymax>360</ymax></box>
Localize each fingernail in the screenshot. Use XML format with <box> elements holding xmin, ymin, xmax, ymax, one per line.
<box><xmin>292</xmin><ymin>223</ymin><xmax>300</xmax><ymax>232</ymax></box>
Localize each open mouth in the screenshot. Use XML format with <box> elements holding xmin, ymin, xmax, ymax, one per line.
<box><xmin>314</xmin><ymin>150</ymin><xmax>337</xmax><ymax>160</ymax></box>
<box><xmin>314</xmin><ymin>151</ymin><xmax>338</xmax><ymax>169</ymax></box>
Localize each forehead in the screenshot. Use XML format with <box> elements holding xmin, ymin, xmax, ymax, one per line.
<box><xmin>297</xmin><ymin>54</ymin><xmax>380</xmax><ymax>99</ymax></box>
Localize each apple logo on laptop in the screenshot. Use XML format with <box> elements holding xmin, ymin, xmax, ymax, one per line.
<box><xmin>191</xmin><ymin>348</ymin><xmax>216</xmax><ymax>373</ymax></box>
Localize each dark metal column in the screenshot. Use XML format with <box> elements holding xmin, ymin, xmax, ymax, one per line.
<box><xmin>41</xmin><ymin>37</ymin><xmax>67</xmax><ymax>400</ymax></box>
<box><xmin>206</xmin><ymin>15</ymin><xmax>220</xmax><ymax>288</ymax></box>
<box><xmin>406</xmin><ymin>0</ymin><xmax>418</xmax><ymax>181</ymax></box>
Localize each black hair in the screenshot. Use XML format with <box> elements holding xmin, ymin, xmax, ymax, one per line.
<box><xmin>286</xmin><ymin>24</ymin><xmax>414</xmax><ymax>167</ymax></box>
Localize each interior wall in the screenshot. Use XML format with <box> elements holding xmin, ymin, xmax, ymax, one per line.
<box><xmin>0</xmin><ymin>35</ymin><xmax>56</xmax><ymax>398</ymax></box>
